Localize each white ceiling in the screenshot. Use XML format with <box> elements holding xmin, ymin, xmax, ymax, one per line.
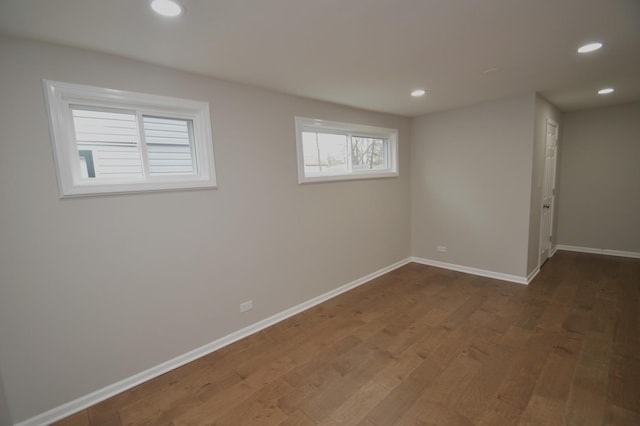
<box><xmin>1</xmin><ymin>0</ymin><xmax>639</xmax><ymax>117</ymax></box>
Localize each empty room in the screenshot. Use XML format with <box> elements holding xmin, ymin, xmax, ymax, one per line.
<box><xmin>0</xmin><ymin>0</ymin><xmax>639</xmax><ymax>425</ymax></box>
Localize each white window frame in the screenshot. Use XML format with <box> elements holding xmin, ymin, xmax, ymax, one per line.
<box><xmin>295</xmin><ymin>116</ymin><xmax>398</xmax><ymax>184</ymax></box>
<box><xmin>43</xmin><ymin>80</ymin><xmax>217</xmax><ymax>197</ymax></box>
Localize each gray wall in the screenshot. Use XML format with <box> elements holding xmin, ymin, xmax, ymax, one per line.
<box><xmin>556</xmin><ymin>102</ymin><xmax>640</xmax><ymax>252</ymax></box>
<box><xmin>7</xmin><ymin>32</ymin><xmax>635</xmax><ymax>425</ymax></box>
<box><xmin>526</xmin><ymin>95</ymin><xmax>563</xmax><ymax>273</ymax></box>
<box><xmin>410</xmin><ymin>94</ymin><xmax>536</xmax><ymax>278</ymax></box>
<box><xmin>0</xmin><ymin>370</ymin><xmax>11</xmax><ymax>426</ymax></box>
<box><xmin>0</xmin><ymin>36</ymin><xmax>411</xmax><ymax>423</ymax></box>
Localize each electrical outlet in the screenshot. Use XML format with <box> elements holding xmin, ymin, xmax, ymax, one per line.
<box><xmin>436</xmin><ymin>245</ymin><xmax>447</xmax><ymax>253</ymax></box>
<box><xmin>240</xmin><ymin>300</ymin><xmax>253</xmax><ymax>312</ymax></box>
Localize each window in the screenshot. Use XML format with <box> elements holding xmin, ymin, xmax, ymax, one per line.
<box><xmin>295</xmin><ymin>117</ymin><xmax>398</xmax><ymax>183</ymax></box>
<box><xmin>43</xmin><ymin>80</ymin><xmax>216</xmax><ymax>197</ymax></box>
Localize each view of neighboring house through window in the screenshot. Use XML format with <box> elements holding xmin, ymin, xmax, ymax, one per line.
<box><xmin>71</xmin><ymin>107</ymin><xmax>196</xmax><ymax>179</ymax></box>
<box><xmin>44</xmin><ymin>80</ymin><xmax>216</xmax><ymax>197</ymax></box>
<box><xmin>72</xmin><ymin>107</ymin><xmax>144</xmax><ymax>178</ymax></box>
<box><xmin>143</xmin><ymin>116</ymin><xmax>195</xmax><ymax>175</ymax></box>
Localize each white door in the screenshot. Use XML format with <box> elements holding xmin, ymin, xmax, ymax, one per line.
<box><xmin>539</xmin><ymin>120</ymin><xmax>558</xmax><ymax>265</ymax></box>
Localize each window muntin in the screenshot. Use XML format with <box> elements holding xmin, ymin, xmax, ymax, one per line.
<box><xmin>44</xmin><ymin>80</ymin><xmax>216</xmax><ymax>197</ymax></box>
<box><xmin>295</xmin><ymin>117</ymin><xmax>398</xmax><ymax>183</ymax></box>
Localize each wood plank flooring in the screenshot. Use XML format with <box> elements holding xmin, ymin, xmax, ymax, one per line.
<box><xmin>55</xmin><ymin>251</ymin><xmax>640</xmax><ymax>425</ymax></box>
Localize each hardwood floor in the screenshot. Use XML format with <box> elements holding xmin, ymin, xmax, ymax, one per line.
<box><xmin>55</xmin><ymin>251</ymin><xmax>640</xmax><ymax>425</ymax></box>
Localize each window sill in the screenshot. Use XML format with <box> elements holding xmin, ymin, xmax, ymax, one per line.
<box><xmin>298</xmin><ymin>170</ymin><xmax>399</xmax><ymax>184</ymax></box>
<box><xmin>58</xmin><ymin>178</ymin><xmax>217</xmax><ymax>198</ymax></box>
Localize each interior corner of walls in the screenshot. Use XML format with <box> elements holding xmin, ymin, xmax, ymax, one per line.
<box><xmin>526</xmin><ymin>267</ymin><xmax>539</xmax><ymax>284</ymax></box>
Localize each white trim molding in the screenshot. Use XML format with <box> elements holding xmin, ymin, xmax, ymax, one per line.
<box><xmin>527</xmin><ymin>267</ymin><xmax>540</xmax><ymax>284</ymax></box>
<box><xmin>15</xmin><ymin>257</ymin><xmax>412</xmax><ymax>426</ymax></box>
<box><xmin>43</xmin><ymin>79</ymin><xmax>217</xmax><ymax>197</ymax></box>
<box><xmin>294</xmin><ymin>116</ymin><xmax>399</xmax><ymax>184</ymax></box>
<box><xmin>556</xmin><ymin>245</ymin><xmax>640</xmax><ymax>259</ymax></box>
<box><xmin>410</xmin><ymin>256</ymin><xmax>530</xmax><ymax>285</ymax></box>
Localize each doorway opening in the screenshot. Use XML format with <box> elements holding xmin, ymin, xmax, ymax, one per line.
<box><xmin>539</xmin><ymin>119</ymin><xmax>558</xmax><ymax>267</ymax></box>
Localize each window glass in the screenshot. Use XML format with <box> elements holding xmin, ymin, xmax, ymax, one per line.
<box><xmin>351</xmin><ymin>137</ymin><xmax>386</xmax><ymax>170</ymax></box>
<box><xmin>295</xmin><ymin>117</ymin><xmax>398</xmax><ymax>183</ymax></box>
<box><xmin>44</xmin><ymin>80</ymin><xmax>216</xmax><ymax>197</ymax></box>
<box><xmin>71</xmin><ymin>107</ymin><xmax>143</xmax><ymax>178</ymax></box>
<box><xmin>143</xmin><ymin>116</ymin><xmax>195</xmax><ymax>176</ymax></box>
<box><xmin>302</xmin><ymin>131</ymin><xmax>348</xmax><ymax>174</ymax></box>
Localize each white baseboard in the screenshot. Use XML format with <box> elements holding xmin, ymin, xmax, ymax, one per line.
<box><xmin>15</xmin><ymin>257</ymin><xmax>412</xmax><ymax>426</ymax></box>
<box><xmin>410</xmin><ymin>256</ymin><xmax>529</xmax><ymax>285</ymax></box>
<box><xmin>556</xmin><ymin>245</ymin><xmax>640</xmax><ymax>259</ymax></box>
<box><xmin>527</xmin><ymin>267</ymin><xmax>540</xmax><ymax>284</ymax></box>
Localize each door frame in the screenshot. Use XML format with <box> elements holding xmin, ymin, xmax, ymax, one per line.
<box><xmin>539</xmin><ymin>118</ymin><xmax>559</xmax><ymax>268</ymax></box>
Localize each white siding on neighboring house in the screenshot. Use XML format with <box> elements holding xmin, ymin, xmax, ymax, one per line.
<box><xmin>72</xmin><ymin>109</ymin><xmax>195</xmax><ymax>179</ymax></box>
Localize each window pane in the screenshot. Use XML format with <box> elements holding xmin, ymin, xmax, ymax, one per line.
<box><xmin>71</xmin><ymin>107</ymin><xmax>143</xmax><ymax>178</ymax></box>
<box><xmin>295</xmin><ymin>117</ymin><xmax>398</xmax><ymax>183</ymax></box>
<box><xmin>143</xmin><ymin>116</ymin><xmax>195</xmax><ymax>175</ymax></box>
<box><xmin>45</xmin><ymin>80</ymin><xmax>217</xmax><ymax>196</ymax></box>
<box><xmin>351</xmin><ymin>137</ymin><xmax>386</xmax><ymax>170</ymax></box>
<box><xmin>302</xmin><ymin>131</ymin><xmax>348</xmax><ymax>174</ymax></box>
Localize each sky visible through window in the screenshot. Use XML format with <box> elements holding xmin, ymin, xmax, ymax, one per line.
<box><xmin>302</xmin><ymin>132</ymin><xmax>386</xmax><ymax>175</ymax></box>
<box><xmin>302</xmin><ymin>131</ymin><xmax>347</xmax><ymax>173</ymax></box>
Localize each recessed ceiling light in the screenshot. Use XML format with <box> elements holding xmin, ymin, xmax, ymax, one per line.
<box><xmin>482</xmin><ymin>67</ymin><xmax>500</xmax><ymax>75</ymax></box>
<box><xmin>597</xmin><ymin>87</ymin><xmax>614</xmax><ymax>95</ymax></box>
<box><xmin>151</xmin><ymin>0</ymin><xmax>183</xmax><ymax>17</ymax></box>
<box><xmin>577</xmin><ymin>42</ymin><xmax>603</xmax><ymax>53</ymax></box>
<box><xmin>411</xmin><ymin>89</ymin><xmax>426</xmax><ymax>97</ymax></box>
